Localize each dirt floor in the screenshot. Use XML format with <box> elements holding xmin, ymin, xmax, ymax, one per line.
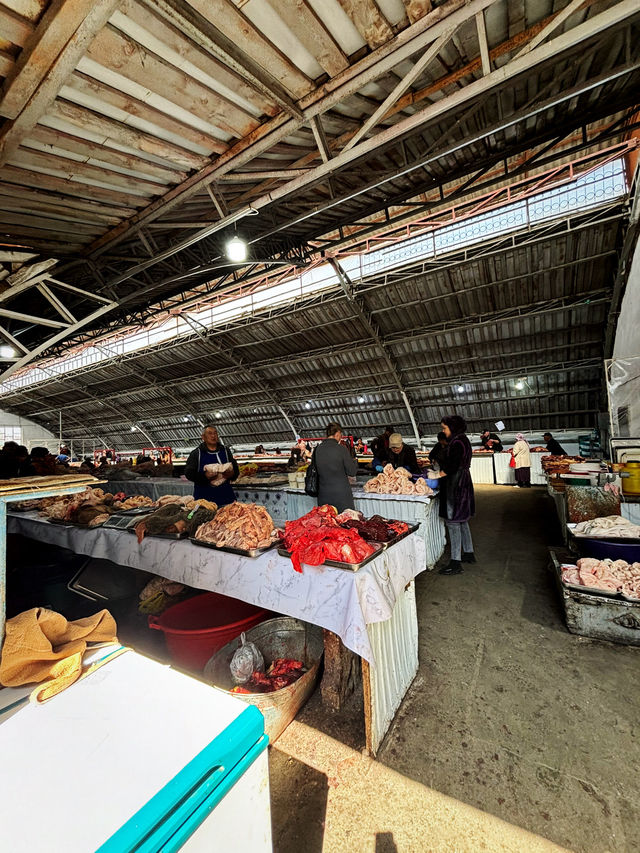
<box><xmin>269</xmin><ymin>485</ymin><xmax>640</xmax><ymax>853</ymax></box>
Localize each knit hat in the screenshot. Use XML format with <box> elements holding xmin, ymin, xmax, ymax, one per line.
<box><xmin>389</xmin><ymin>433</ymin><xmax>403</xmax><ymax>448</ymax></box>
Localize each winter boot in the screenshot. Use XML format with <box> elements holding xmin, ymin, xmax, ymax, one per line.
<box><xmin>439</xmin><ymin>559</ymin><xmax>463</xmax><ymax>575</ymax></box>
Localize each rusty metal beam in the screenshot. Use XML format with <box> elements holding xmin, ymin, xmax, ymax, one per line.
<box><xmin>328</xmin><ymin>258</ymin><xmax>421</xmax><ymax>445</ymax></box>
<box><xmin>87</xmin><ymin>0</ymin><xmax>502</xmax><ymax>255</ymax></box>
<box><xmin>343</xmin><ymin>24</ymin><xmax>457</xmax><ymax>152</ymax></box>
<box><xmin>0</xmin><ymin>0</ymin><xmax>122</xmax><ymax>164</ymax></box>
<box><xmin>87</xmin><ymin>0</ymin><xmax>638</xmax><ymax>287</ymax></box>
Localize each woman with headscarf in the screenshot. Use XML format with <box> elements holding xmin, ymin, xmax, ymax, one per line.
<box><xmin>437</xmin><ymin>415</ymin><xmax>475</xmax><ymax>575</ymax></box>
<box><xmin>511</xmin><ymin>433</ymin><xmax>531</xmax><ymax>487</ymax></box>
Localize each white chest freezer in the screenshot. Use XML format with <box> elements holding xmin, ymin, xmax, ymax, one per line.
<box><xmin>0</xmin><ymin>650</ymin><xmax>272</xmax><ymax>852</ymax></box>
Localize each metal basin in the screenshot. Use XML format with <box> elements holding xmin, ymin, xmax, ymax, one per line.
<box><xmin>203</xmin><ymin>617</ymin><xmax>324</xmax><ymax>743</ymax></box>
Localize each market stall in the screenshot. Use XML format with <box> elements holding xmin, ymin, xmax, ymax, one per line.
<box><xmin>470</xmin><ymin>453</ymin><xmax>495</xmax><ymax>484</ymax></box>
<box><xmin>8</xmin><ymin>510</ymin><xmax>426</xmax><ymax>754</ymax></box>
<box><xmin>106</xmin><ymin>479</ymin><xmax>289</xmax><ymax>522</ymax></box>
<box><xmin>493</xmin><ymin>451</ymin><xmax>515</xmax><ymax>485</ymax></box>
<box><xmin>286</xmin><ymin>488</ymin><xmax>445</xmax><ymax>569</ymax></box>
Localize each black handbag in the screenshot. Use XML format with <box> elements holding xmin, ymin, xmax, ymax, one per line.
<box><xmin>304</xmin><ymin>449</ymin><xmax>319</xmax><ymax>497</ymax></box>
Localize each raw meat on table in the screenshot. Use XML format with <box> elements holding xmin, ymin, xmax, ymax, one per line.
<box><xmin>281</xmin><ymin>504</ymin><xmax>376</xmax><ymax>572</ymax></box>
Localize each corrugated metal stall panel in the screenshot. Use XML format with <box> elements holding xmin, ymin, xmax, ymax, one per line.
<box><xmin>363</xmin><ymin>581</ymin><xmax>419</xmax><ymax>756</ymax></box>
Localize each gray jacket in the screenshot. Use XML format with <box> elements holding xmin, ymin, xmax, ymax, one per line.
<box><xmin>315</xmin><ymin>438</ymin><xmax>358</xmax><ymax>513</ymax></box>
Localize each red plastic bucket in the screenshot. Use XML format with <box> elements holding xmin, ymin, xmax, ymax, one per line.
<box><xmin>148</xmin><ymin>592</ymin><xmax>268</xmax><ymax>672</ymax></box>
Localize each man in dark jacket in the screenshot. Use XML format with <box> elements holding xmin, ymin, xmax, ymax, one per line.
<box><xmin>429</xmin><ymin>432</ymin><xmax>448</xmax><ymax>471</ymax></box>
<box><xmin>370</xmin><ymin>426</ymin><xmax>394</xmax><ymax>462</ymax></box>
<box><xmin>316</xmin><ymin>422</ymin><xmax>358</xmax><ymax>512</ymax></box>
<box><xmin>480</xmin><ymin>430</ymin><xmax>503</xmax><ymax>452</ymax></box>
<box><xmin>185</xmin><ymin>425</ymin><xmax>239</xmax><ymax>506</ymax></box>
<box><xmin>373</xmin><ymin>433</ymin><xmax>421</xmax><ymax>474</ymax></box>
<box><xmin>543</xmin><ymin>432</ymin><xmax>566</xmax><ymax>455</ymax></box>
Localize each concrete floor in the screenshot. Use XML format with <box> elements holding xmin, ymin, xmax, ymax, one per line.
<box><xmin>269</xmin><ymin>485</ymin><xmax>640</xmax><ymax>853</ymax></box>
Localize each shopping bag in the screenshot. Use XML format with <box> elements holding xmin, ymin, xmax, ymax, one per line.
<box><xmin>304</xmin><ymin>450</ymin><xmax>319</xmax><ymax>497</ymax></box>
<box><xmin>509</xmin><ymin>454</ymin><xmax>516</xmax><ymax>468</ymax></box>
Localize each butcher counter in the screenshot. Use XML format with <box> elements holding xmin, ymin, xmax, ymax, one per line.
<box><xmin>8</xmin><ymin>511</ymin><xmax>427</xmax><ymax>754</ymax></box>
<box><xmin>106</xmin><ymin>478</ymin><xmax>289</xmax><ymax>522</ymax></box>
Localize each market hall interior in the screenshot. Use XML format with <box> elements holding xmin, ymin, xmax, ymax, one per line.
<box><xmin>268</xmin><ymin>485</ymin><xmax>640</xmax><ymax>853</ymax></box>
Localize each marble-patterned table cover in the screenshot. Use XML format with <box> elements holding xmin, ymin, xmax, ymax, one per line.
<box><xmin>8</xmin><ymin>513</ymin><xmax>427</xmax><ymax>665</ymax></box>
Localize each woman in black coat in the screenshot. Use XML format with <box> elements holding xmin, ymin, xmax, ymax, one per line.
<box><xmin>437</xmin><ymin>414</ymin><xmax>475</xmax><ymax>575</ymax></box>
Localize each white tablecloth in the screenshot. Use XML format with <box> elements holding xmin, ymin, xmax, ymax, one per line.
<box><xmin>285</xmin><ymin>489</ymin><xmax>445</xmax><ymax>569</ymax></box>
<box><xmin>8</xmin><ymin>513</ymin><xmax>426</xmax><ymax>665</ymax></box>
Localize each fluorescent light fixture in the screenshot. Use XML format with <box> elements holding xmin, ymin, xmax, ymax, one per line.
<box><xmin>0</xmin><ymin>345</ymin><xmax>16</xmax><ymax>359</ymax></box>
<box><xmin>225</xmin><ymin>235</ymin><xmax>247</xmax><ymax>263</ymax></box>
<box><xmin>456</xmin><ymin>385</ymin><xmax>464</xmax><ymax>393</ymax></box>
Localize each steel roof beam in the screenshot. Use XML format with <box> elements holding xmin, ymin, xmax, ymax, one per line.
<box><xmin>329</xmin><ymin>258</ymin><xmax>421</xmax><ymax>444</ymax></box>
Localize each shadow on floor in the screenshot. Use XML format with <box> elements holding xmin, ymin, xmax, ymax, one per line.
<box><xmin>269</xmin><ymin>747</ymin><xmax>328</xmax><ymax>853</ymax></box>
<box><xmin>375</xmin><ymin>485</ymin><xmax>640</xmax><ymax>853</ymax></box>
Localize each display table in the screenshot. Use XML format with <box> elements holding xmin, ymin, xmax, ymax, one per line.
<box><xmin>494</xmin><ymin>452</ymin><xmax>515</xmax><ymax>485</ymax></box>
<box><xmin>494</xmin><ymin>452</ymin><xmax>547</xmax><ymax>485</ymax></box>
<box><xmin>470</xmin><ymin>454</ymin><xmax>495</xmax><ymax>484</ymax></box>
<box><xmin>106</xmin><ymin>478</ymin><xmax>192</xmax><ymax>499</ymax></box>
<box><xmin>9</xmin><ymin>512</ymin><xmax>425</xmax><ymax>754</ymax></box>
<box><xmin>285</xmin><ymin>489</ymin><xmax>445</xmax><ymax>569</ymax></box>
<box><xmin>621</xmin><ymin>499</ymin><xmax>640</xmax><ymax>525</ymax></box>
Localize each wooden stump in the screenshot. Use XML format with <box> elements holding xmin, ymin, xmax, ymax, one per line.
<box><xmin>320</xmin><ymin>629</ymin><xmax>359</xmax><ymax>710</ymax></box>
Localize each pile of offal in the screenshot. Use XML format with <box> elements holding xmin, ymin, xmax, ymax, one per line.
<box><xmin>228</xmin><ymin>633</ymin><xmax>306</xmax><ymax>694</ymax></box>
<box><xmin>134</xmin><ymin>503</ymin><xmax>217</xmax><ymax>542</ymax></box>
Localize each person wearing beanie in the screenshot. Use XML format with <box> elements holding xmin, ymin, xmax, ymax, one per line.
<box><xmin>373</xmin><ymin>432</ymin><xmax>420</xmax><ymax>474</ymax></box>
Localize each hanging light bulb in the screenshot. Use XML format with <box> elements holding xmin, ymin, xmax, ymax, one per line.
<box><xmin>0</xmin><ymin>345</ymin><xmax>16</xmax><ymax>359</ymax></box>
<box><xmin>515</xmin><ymin>380</ymin><xmax>524</xmax><ymax>390</ymax></box>
<box><xmin>456</xmin><ymin>385</ymin><xmax>464</xmax><ymax>393</ymax></box>
<box><xmin>225</xmin><ymin>235</ymin><xmax>247</xmax><ymax>262</ymax></box>
<box><xmin>130</xmin><ymin>425</ymin><xmax>137</xmax><ymax>432</ymax></box>
<box><xmin>215</xmin><ymin>411</ymin><xmax>222</xmax><ymax>419</ymax></box>
<box><xmin>305</xmin><ymin>402</ymin><xmax>311</xmax><ymax>409</ymax></box>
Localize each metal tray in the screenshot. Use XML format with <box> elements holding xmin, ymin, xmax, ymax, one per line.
<box><xmin>47</xmin><ymin>518</ymin><xmax>107</xmax><ymax>529</ymax></box>
<box><xmin>128</xmin><ymin>529</ymin><xmax>187</xmax><ymax>540</ymax></box>
<box><xmin>620</xmin><ymin>591</ymin><xmax>640</xmax><ymax>603</ymax></box>
<box><xmin>277</xmin><ymin>543</ymin><xmax>383</xmax><ymax>572</ymax></box>
<box><xmin>567</xmin><ymin>523</ymin><xmax>640</xmax><ymax>543</ymax></box>
<box><xmin>377</xmin><ymin>521</ymin><xmax>420</xmax><ymax>550</ymax></box>
<box><xmin>189</xmin><ymin>537</ymin><xmax>279</xmax><ymax>558</ymax></box>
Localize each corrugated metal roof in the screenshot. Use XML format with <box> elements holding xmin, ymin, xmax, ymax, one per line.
<box><xmin>0</xmin><ymin>0</ymin><xmax>638</xmax><ymax>368</ymax></box>
<box><xmin>0</xmin><ymin>203</ymin><xmax>622</xmax><ymax>444</ymax></box>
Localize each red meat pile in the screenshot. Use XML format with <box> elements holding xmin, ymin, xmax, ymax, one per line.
<box><xmin>340</xmin><ymin>513</ymin><xmax>409</xmax><ymax>542</ymax></box>
<box><xmin>231</xmin><ymin>659</ymin><xmax>304</xmax><ymax>693</ymax></box>
<box><xmin>281</xmin><ymin>505</ymin><xmax>376</xmax><ymax>572</ymax></box>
